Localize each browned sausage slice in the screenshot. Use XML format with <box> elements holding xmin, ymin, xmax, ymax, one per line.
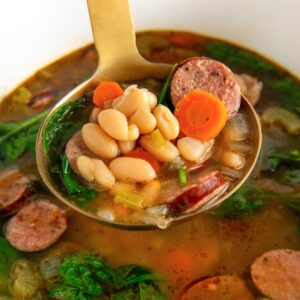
<box><xmin>0</xmin><ymin>168</ymin><xmax>32</xmax><ymax>216</ymax></box>
<box><xmin>251</xmin><ymin>249</ymin><xmax>300</xmax><ymax>300</ymax></box>
<box><xmin>171</xmin><ymin>57</ymin><xmax>241</xmax><ymax>119</ymax></box>
<box><xmin>5</xmin><ymin>200</ymin><xmax>67</xmax><ymax>252</ymax></box>
<box><xmin>180</xmin><ymin>275</ymin><xmax>253</xmax><ymax>300</ymax></box>
<box><xmin>168</xmin><ymin>171</ymin><xmax>229</xmax><ymax>215</ymax></box>
<box><xmin>65</xmin><ymin>130</ymin><xmax>94</xmax><ymax>174</ymax></box>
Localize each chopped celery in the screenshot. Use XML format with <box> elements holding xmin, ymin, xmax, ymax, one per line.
<box><xmin>261</xmin><ymin>106</ymin><xmax>300</xmax><ymax>134</ymax></box>
<box><xmin>12</xmin><ymin>86</ymin><xmax>32</xmax><ymax>104</ymax></box>
<box><xmin>114</xmin><ymin>190</ymin><xmax>144</xmax><ymax>209</ymax></box>
<box><xmin>150</xmin><ymin>129</ymin><xmax>166</xmax><ymax>147</ymax></box>
<box><xmin>178</xmin><ymin>168</ymin><xmax>188</xmax><ymax>187</ymax></box>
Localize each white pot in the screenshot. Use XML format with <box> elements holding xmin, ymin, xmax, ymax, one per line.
<box><xmin>0</xmin><ymin>0</ymin><xmax>299</xmax><ymax>99</ymax></box>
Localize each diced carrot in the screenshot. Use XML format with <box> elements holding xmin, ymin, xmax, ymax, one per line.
<box><xmin>168</xmin><ymin>33</ymin><xmax>194</xmax><ymax>48</ymax></box>
<box><xmin>111</xmin><ymin>203</ymin><xmax>131</xmax><ymax>220</ymax></box>
<box><xmin>93</xmin><ymin>81</ymin><xmax>124</xmax><ymax>107</ymax></box>
<box><xmin>175</xmin><ymin>90</ymin><xmax>227</xmax><ymax>141</ymax></box>
<box><xmin>126</xmin><ymin>148</ymin><xmax>161</xmax><ymax>174</ymax></box>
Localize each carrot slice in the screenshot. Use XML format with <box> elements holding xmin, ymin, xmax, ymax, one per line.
<box><xmin>93</xmin><ymin>81</ymin><xmax>124</xmax><ymax>107</ymax></box>
<box><xmin>126</xmin><ymin>148</ymin><xmax>161</xmax><ymax>174</ymax></box>
<box><xmin>175</xmin><ymin>89</ymin><xmax>227</xmax><ymax>141</ymax></box>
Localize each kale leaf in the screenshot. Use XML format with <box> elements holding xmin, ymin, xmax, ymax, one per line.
<box><xmin>60</xmin><ymin>154</ymin><xmax>97</xmax><ymax>206</ymax></box>
<box><xmin>204</xmin><ymin>41</ymin><xmax>279</xmax><ymax>75</ymax></box>
<box><xmin>48</xmin><ymin>253</ymin><xmax>166</xmax><ymax>300</ymax></box>
<box><xmin>0</xmin><ymin>109</ymin><xmax>49</xmax><ymax>170</ymax></box>
<box><xmin>0</xmin><ymin>237</ymin><xmax>21</xmax><ymax>293</ymax></box>
<box><xmin>267</xmin><ymin>150</ymin><xmax>300</xmax><ymax>172</ymax></box>
<box><xmin>210</xmin><ymin>181</ymin><xmax>266</xmax><ymax>218</ymax></box>
<box><xmin>281</xmin><ymin>169</ymin><xmax>300</xmax><ymax>184</ymax></box>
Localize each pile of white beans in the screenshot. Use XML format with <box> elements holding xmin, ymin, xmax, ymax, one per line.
<box><xmin>75</xmin><ymin>85</ymin><xmax>246</xmax><ymax>192</ymax></box>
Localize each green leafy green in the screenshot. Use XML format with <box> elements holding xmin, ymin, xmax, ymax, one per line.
<box><xmin>158</xmin><ymin>64</ymin><xmax>177</xmax><ymax>108</ymax></box>
<box><xmin>43</xmin><ymin>95</ymin><xmax>97</xmax><ymax>205</ymax></box>
<box><xmin>204</xmin><ymin>41</ymin><xmax>279</xmax><ymax>75</ymax></box>
<box><xmin>48</xmin><ymin>253</ymin><xmax>166</xmax><ymax>300</ymax></box>
<box><xmin>59</xmin><ymin>154</ymin><xmax>97</xmax><ymax>206</ymax></box>
<box><xmin>178</xmin><ymin>168</ymin><xmax>187</xmax><ymax>187</ymax></box>
<box><xmin>269</xmin><ymin>78</ymin><xmax>300</xmax><ymax>115</ymax></box>
<box><xmin>0</xmin><ymin>109</ymin><xmax>49</xmax><ymax>169</ymax></box>
<box><xmin>267</xmin><ymin>150</ymin><xmax>300</xmax><ymax>172</ymax></box>
<box><xmin>210</xmin><ymin>181</ymin><xmax>266</xmax><ymax>218</ymax></box>
<box><xmin>0</xmin><ymin>237</ymin><xmax>21</xmax><ymax>293</ymax></box>
<box><xmin>281</xmin><ymin>169</ymin><xmax>300</xmax><ymax>184</ymax></box>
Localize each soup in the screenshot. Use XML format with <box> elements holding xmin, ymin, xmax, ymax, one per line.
<box><xmin>0</xmin><ymin>31</ymin><xmax>299</xmax><ymax>300</ymax></box>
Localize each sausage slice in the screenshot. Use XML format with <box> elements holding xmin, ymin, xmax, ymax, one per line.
<box><xmin>180</xmin><ymin>275</ymin><xmax>253</xmax><ymax>300</ymax></box>
<box><xmin>251</xmin><ymin>249</ymin><xmax>300</xmax><ymax>300</ymax></box>
<box><xmin>5</xmin><ymin>200</ymin><xmax>67</xmax><ymax>252</ymax></box>
<box><xmin>168</xmin><ymin>171</ymin><xmax>229</xmax><ymax>215</ymax></box>
<box><xmin>171</xmin><ymin>57</ymin><xmax>241</xmax><ymax>119</ymax></box>
<box><xmin>0</xmin><ymin>168</ymin><xmax>32</xmax><ymax>216</ymax></box>
<box><xmin>65</xmin><ymin>130</ymin><xmax>94</xmax><ymax>174</ymax></box>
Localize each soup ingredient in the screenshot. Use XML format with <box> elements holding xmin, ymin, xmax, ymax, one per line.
<box><xmin>210</xmin><ymin>181</ymin><xmax>265</xmax><ymax>218</ymax></box>
<box><xmin>267</xmin><ymin>150</ymin><xmax>300</xmax><ymax>172</ymax></box>
<box><xmin>281</xmin><ymin>170</ymin><xmax>300</xmax><ymax>185</ymax></box>
<box><xmin>205</xmin><ymin>41</ymin><xmax>279</xmax><ymax>76</ymax></box>
<box><xmin>150</xmin><ymin>129</ymin><xmax>167</xmax><ymax>147</ymax></box>
<box><xmin>76</xmin><ymin>155</ymin><xmax>94</xmax><ymax>182</ymax></box>
<box><xmin>9</xmin><ymin>259</ymin><xmax>43</xmax><ymax>299</ymax></box>
<box><xmin>93</xmin><ymin>81</ymin><xmax>124</xmax><ymax>108</ymax></box>
<box><xmin>93</xmin><ymin>159</ymin><xmax>115</xmax><ymax>188</ymax></box>
<box><xmin>11</xmin><ymin>86</ymin><xmax>32</xmax><ymax>104</ymax></box>
<box><xmin>5</xmin><ymin>200</ymin><xmax>67</xmax><ymax>252</ymax></box>
<box><xmin>251</xmin><ymin>249</ymin><xmax>300</xmax><ymax>300</ymax></box>
<box><xmin>261</xmin><ymin>106</ymin><xmax>300</xmax><ymax>135</ymax></box>
<box><xmin>178</xmin><ymin>168</ymin><xmax>188</xmax><ymax>187</ymax></box>
<box><xmin>168</xmin><ymin>171</ymin><xmax>228</xmax><ymax>215</ymax></box>
<box><xmin>270</xmin><ymin>78</ymin><xmax>300</xmax><ymax>116</ymax></box>
<box><xmin>171</xmin><ymin>57</ymin><xmax>241</xmax><ymax>118</ymax></box>
<box><xmin>98</xmin><ymin>109</ymin><xmax>139</xmax><ymax>141</ymax></box>
<box><xmin>175</xmin><ymin>90</ymin><xmax>227</xmax><ymax>141</ymax></box>
<box><xmin>0</xmin><ymin>237</ymin><xmax>21</xmax><ymax>293</ymax></box>
<box><xmin>177</xmin><ymin>137</ymin><xmax>214</xmax><ymax>162</ymax></box>
<box><xmin>89</xmin><ymin>106</ymin><xmax>101</xmax><ymax>123</ymax></box>
<box><xmin>180</xmin><ymin>275</ymin><xmax>253</xmax><ymax>300</ymax></box>
<box><xmin>236</xmin><ymin>74</ymin><xmax>263</xmax><ymax>106</ymax></box>
<box><xmin>29</xmin><ymin>88</ymin><xmax>54</xmax><ymax>109</ymax></box>
<box><xmin>61</xmin><ymin>155</ymin><xmax>97</xmax><ymax>204</ymax></box>
<box><xmin>114</xmin><ymin>86</ymin><xmax>151</xmax><ymax>117</ymax></box>
<box><xmin>139</xmin><ymin>134</ymin><xmax>179</xmax><ymax>162</ymax></box>
<box><xmin>81</xmin><ymin>123</ymin><xmax>119</xmax><ymax>159</ymax></box>
<box><xmin>153</xmin><ymin>105</ymin><xmax>180</xmax><ymax>140</ymax></box>
<box><xmin>158</xmin><ymin>63</ymin><xmax>177</xmax><ymax>106</ymax></box>
<box><xmin>220</xmin><ymin>150</ymin><xmax>246</xmax><ymax>169</ymax></box>
<box><xmin>114</xmin><ymin>190</ymin><xmax>144</xmax><ymax>209</ymax></box>
<box><xmin>109</xmin><ymin>157</ymin><xmax>156</xmax><ymax>183</ymax></box>
<box><xmin>118</xmin><ymin>140</ymin><xmax>136</xmax><ymax>154</ymax></box>
<box><xmin>0</xmin><ymin>168</ymin><xmax>33</xmax><ymax>216</ymax></box>
<box><xmin>47</xmin><ymin>253</ymin><xmax>165</xmax><ymax>300</ymax></box>
<box><xmin>126</xmin><ymin>148</ymin><xmax>161</xmax><ymax>174</ymax></box>
<box><xmin>39</xmin><ymin>255</ymin><xmax>61</xmax><ymax>281</ymax></box>
<box><xmin>0</xmin><ymin>109</ymin><xmax>48</xmax><ymax>170</ymax></box>
<box><xmin>140</xmin><ymin>180</ymin><xmax>161</xmax><ymax>208</ymax></box>
<box><xmin>129</xmin><ymin>109</ymin><xmax>157</xmax><ymax>134</ymax></box>
<box><xmin>222</xmin><ymin>113</ymin><xmax>249</xmax><ymax>142</ymax></box>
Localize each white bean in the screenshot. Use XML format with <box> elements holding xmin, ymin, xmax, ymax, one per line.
<box><xmin>139</xmin><ymin>135</ymin><xmax>179</xmax><ymax>162</ymax></box>
<box><xmin>141</xmin><ymin>180</ymin><xmax>161</xmax><ymax>208</ymax></box>
<box><xmin>114</xmin><ymin>86</ymin><xmax>150</xmax><ymax>117</ymax></box>
<box><xmin>77</xmin><ymin>155</ymin><xmax>94</xmax><ymax>182</ymax></box>
<box><xmin>82</xmin><ymin>123</ymin><xmax>118</xmax><ymax>159</ymax></box>
<box><xmin>93</xmin><ymin>159</ymin><xmax>115</xmax><ymax>188</ymax></box>
<box><xmin>109</xmin><ymin>157</ymin><xmax>156</xmax><ymax>182</ymax></box>
<box><xmin>118</xmin><ymin>140</ymin><xmax>136</xmax><ymax>154</ymax></box>
<box><xmin>153</xmin><ymin>105</ymin><xmax>179</xmax><ymax>140</ymax></box>
<box><xmin>89</xmin><ymin>107</ymin><xmax>101</xmax><ymax>123</ymax></box>
<box><xmin>220</xmin><ymin>151</ymin><xmax>246</xmax><ymax>169</ymax></box>
<box><xmin>177</xmin><ymin>137</ymin><xmax>214</xmax><ymax>162</ymax></box>
<box><xmin>129</xmin><ymin>110</ymin><xmax>157</xmax><ymax>134</ymax></box>
<box><xmin>146</xmin><ymin>91</ymin><xmax>157</xmax><ymax>110</ymax></box>
<box><xmin>127</xmin><ymin>123</ymin><xmax>139</xmax><ymax>141</ymax></box>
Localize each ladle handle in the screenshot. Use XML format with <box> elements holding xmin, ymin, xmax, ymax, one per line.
<box><xmin>87</xmin><ymin>0</ymin><xmax>142</xmax><ymax>75</ymax></box>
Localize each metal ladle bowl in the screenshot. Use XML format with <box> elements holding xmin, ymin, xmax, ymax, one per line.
<box><xmin>36</xmin><ymin>0</ymin><xmax>262</xmax><ymax>230</ymax></box>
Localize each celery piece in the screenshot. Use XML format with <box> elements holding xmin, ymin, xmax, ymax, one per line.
<box><xmin>114</xmin><ymin>190</ymin><xmax>144</xmax><ymax>209</ymax></box>
<box><xmin>178</xmin><ymin>168</ymin><xmax>188</xmax><ymax>187</ymax></box>
<box><xmin>150</xmin><ymin>129</ymin><xmax>166</xmax><ymax>147</ymax></box>
<box><xmin>12</xmin><ymin>86</ymin><xmax>32</xmax><ymax>104</ymax></box>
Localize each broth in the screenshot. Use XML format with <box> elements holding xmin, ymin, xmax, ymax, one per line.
<box><xmin>0</xmin><ymin>31</ymin><xmax>299</xmax><ymax>299</ymax></box>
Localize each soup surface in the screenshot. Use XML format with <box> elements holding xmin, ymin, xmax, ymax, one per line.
<box><xmin>0</xmin><ymin>31</ymin><xmax>300</xmax><ymax>299</ymax></box>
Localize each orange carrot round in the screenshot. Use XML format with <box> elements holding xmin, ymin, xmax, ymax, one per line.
<box><xmin>175</xmin><ymin>89</ymin><xmax>227</xmax><ymax>141</ymax></box>
<box><xmin>126</xmin><ymin>148</ymin><xmax>161</xmax><ymax>174</ymax></box>
<box><xmin>93</xmin><ymin>81</ymin><xmax>124</xmax><ymax>107</ymax></box>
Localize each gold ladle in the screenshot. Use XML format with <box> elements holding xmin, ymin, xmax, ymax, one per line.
<box><xmin>36</xmin><ymin>0</ymin><xmax>262</xmax><ymax>229</ymax></box>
